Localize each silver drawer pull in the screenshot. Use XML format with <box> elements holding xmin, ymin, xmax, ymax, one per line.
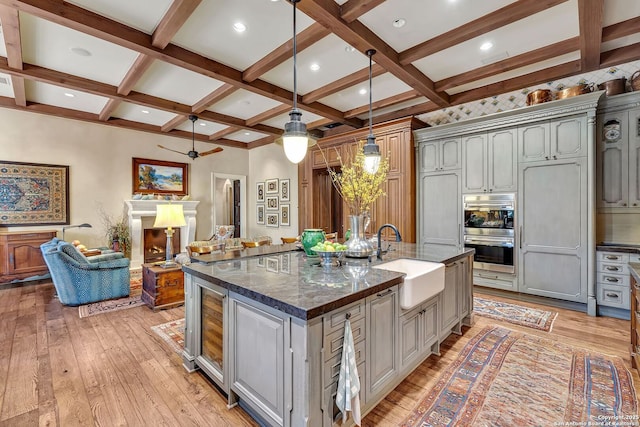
<box><xmin>606</xmin><ymin>255</ymin><xmax>620</xmax><ymax>260</ymax></box>
<box><xmin>605</xmin><ymin>277</ymin><xmax>620</xmax><ymax>283</ymax></box>
<box><xmin>376</xmin><ymin>289</ymin><xmax>394</xmax><ymax>298</ymax></box>
<box><xmin>606</xmin><ymin>293</ymin><xmax>619</xmax><ymax>298</ymax></box>
<box><xmin>606</xmin><ymin>266</ymin><xmax>620</xmax><ymax>271</ymax></box>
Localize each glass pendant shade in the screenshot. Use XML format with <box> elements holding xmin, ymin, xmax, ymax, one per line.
<box><xmin>283</xmin><ymin>109</ymin><xmax>308</xmax><ymax>164</ymax></box>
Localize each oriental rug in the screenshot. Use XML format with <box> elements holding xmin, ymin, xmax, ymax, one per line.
<box><xmin>151</xmin><ymin>318</ymin><xmax>185</xmax><ymax>355</ymax></box>
<box><xmin>473</xmin><ymin>296</ymin><xmax>558</xmax><ymax>332</ymax></box>
<box><xmin>400</xmin><ymin>325</ymin><xmax>638</xmax><ymax>427</ymax></box>
<box><xmin>78</xmin><ymin>270</ymin><xmax>144</xmax><ymax>318</ymax></box>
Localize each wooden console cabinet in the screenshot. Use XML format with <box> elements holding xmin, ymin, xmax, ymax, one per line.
<box><xmin>0</xmin><ymin>230</ymin><xmax>57</xmax><ymax>283</ymax></box>
<box><xmin>141</xmin><ymin>263</ymin><xmax>185</xmax><ymax>310</ymax></box>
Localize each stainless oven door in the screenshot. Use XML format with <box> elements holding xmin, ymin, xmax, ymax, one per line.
<box><xmin>464</xmin><ymin>235</ymin><xmax>515</xmax><ymax>274</ymax></box>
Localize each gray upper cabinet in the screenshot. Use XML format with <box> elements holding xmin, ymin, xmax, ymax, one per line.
<box><xmin>462</xmin><ymin>129</ymin><xmax>517</xmax><ymax>193</ymax></box>
<box><xmin>519</xmin><ymin>116</ymin><xmax>587</xmax><ymax>163</ymax></box>
<box><xmin>597</xmin><ymin>106</ymin><xmax>640</xmax><ymax>209</ymax></box>
<box><xmin>418</xmin><ymin>171</ymin><xmax>461</xmax><ymax>248</ymax></box>
<box><xmin>419</xmin><ymin>138</ymin><xmax>461</xmax><ymax>173</ymax></box>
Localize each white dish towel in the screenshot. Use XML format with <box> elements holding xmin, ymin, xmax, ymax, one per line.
<box><xmin>336</xmin><ymin>318</ymin><xmax>361</xmax><ymax>426</ymax></box>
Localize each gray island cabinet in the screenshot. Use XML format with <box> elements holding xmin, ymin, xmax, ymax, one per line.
<box><xmin>181</xmin><ymin>243</ymin><xmax>473</xmax><ymax>427</ymax></box>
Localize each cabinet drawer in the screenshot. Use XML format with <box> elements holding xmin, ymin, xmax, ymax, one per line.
<box><xmin>597</xmin><ymin>272</ymin><xmax>629</xmax><ymax>287</ymax></box>
<box><xmin>596</xmin><ymin>283</ymin><xmax>630</xmax><ymax>309</ymax></box>
<box><xmin>323</xmin><ymin>339</ymin><xmax>365</xmax><ymax>386</ymax></box>
<box><xmin>473</xmin><ymin>271</ymin><xmax>516</xmax><ymax>291</ymax></box>
<box><xmin>324</xmin><ymin>300</ymin><xmax>365</xmax><ymax>335</ymax></box>
<box><xmin>597</xmin><ymin>262</ymin><xmax>628</xmax><ymax>275</ymax></box>
<box><xmin>324</xmin><ymin>317</ymin><xmax>365</xmax><ymax>362</ymax></box>
<box><xmin>597</xmin><ymin>251</ymin><xmax>629</xmax><ymax>264</ymax></box>
<box><xmin>630</xmin><ymin>254</ymin><xmax>640</xmax><ymax>264</ymax></box>
<box><xmin>157</xmin><ymin>270</ymin><xmax>184</xmax><ymax>288</ymax></box>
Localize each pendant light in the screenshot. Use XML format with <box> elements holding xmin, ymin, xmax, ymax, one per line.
<box><xmin>362</xmin><ymin>49</ymin><xmax>381</xmax><ymax>174</ymax></box>
<box><xmin>282</xmin><ymin>0</ymin><xmax>309</xmax><ymax>164</ymax></box>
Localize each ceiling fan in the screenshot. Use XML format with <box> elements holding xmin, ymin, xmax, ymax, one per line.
<box><xmin>158</xmin><ymin>114</ymin><xmax>223</xmax><ymax>159</ymax></box>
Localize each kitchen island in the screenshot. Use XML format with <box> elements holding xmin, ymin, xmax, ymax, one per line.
<box><xmin>182</xmin><ymin>243</ymin><xmax>474</xmax><ymax>427</ymax></box>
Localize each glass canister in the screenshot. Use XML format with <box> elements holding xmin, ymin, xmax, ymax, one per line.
<box><xmin>301</xmin><ymin>229</ymin><xmax>325</xmax><ymax>256</ymax></box>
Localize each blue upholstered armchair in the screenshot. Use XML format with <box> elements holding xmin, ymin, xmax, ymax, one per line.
<box><xmin>40</xmin><ymin>239</ymin><xmax>130</xmax><ymax>306</ymax></box>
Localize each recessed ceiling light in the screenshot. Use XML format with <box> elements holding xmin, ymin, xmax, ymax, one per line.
<box><xmin>392</xmin><ymin>18</ymin><xmax>406</xmax><ymax>28</ymax></box>
<box><xmin>244</xmin><ymin>132</ymin><xmax>250</xmax><ymax>136</ymax></box>
<box><xmin>480</xmin><ymin>41</ymin><xmax>493</xmax><ymax>51</ymax></box>
<box><xmin>310</xmin><ymin>63</ymin><xmax>320</xmax><ymax>71</ymax></box>
<box><xmin>233</xmin><ymin>22</ymin><xmax>246</xmax><ymax>33</ymax></box>
<box><xmin>345</xmin><ymin>45</ymin><xmax>355</xmax><ymax>53</ymax></box>
<box><xmin>141</xmin><ymin>110</ymin><xmax>150</xmax><ymax>114</ymax></box>
<box><xmin>70</xmin><ymin>47</ymin><xmax>92</xmax><ymax>57</ymax></box>
<box><xmin>359</xmin><ymin>88</ymin><xmax>367</xmax><ymax>95</ymax></box>
<box><xmin>64</xmin><ymin>93</ymin><xmax>75</xmax><ymax>98</ymax></box>
<box><xmin>199</xmin><ymin>122</ymin><xmax>206</xmax><ymax>126</ymax></box>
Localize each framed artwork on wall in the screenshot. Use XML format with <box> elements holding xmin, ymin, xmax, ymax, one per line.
<box><xmin>265</xmin><ymin>178</ymin><xmax>279</xmax><ymax>194</ymax></box>
<box><xmin>266</xmin><ymin>212</ymin><xmax>279</xmax><ymax>228</ymax></box>
<box><xmin>266</xmin><ymin>196</ymin><xmax>279</xmax><ymax>210</ymax></box>
<box><xmin>280</xmin><ymin>179</ymin><xmax>290</xmax><ymax>202</ymax></box>
<box><xmin>0</xmin><ymin>161</ymin><xmax>70</xmax><ymax>226</ymax></box>
<box><xmin>257</xmin><ymin>205</ymin><xmax>265</xmax><ymax>225</ymax></box>
<box><xmin>280</xmin><ymin>204</ymin><xmax>290</xmax><ymax>226</ymax></box>
<box><xmin>256</xmin><ymin>182</ymin><xmax>265</xmax><ymax>202</ymax></box>
<box><xmin>132</xmin><ymin>157</ymin><xmax>188</xmax><ymax>196</ymax></box>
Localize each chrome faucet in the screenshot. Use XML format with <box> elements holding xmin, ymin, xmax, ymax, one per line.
<box><xmin>376</xmin><ymin>224</ymin><xmax>402</xmax><ymax>260</ymax></box>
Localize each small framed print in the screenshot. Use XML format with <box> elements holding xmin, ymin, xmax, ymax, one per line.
<box><xmin>280</xmin><ymin>179</ymin><xmax>290</xmax><ymax>202</ymax></box>
<box><xmin>266</xmin><ymin>178</ymin><xmax>279</xmax><ymax>194</ymax></box>
<box><xmin>257</xmin><ymin>257</ymin><xmax>265</xmax><ymax>267</ymax></box>
<box><xmin>266</xmin><ymin>196</ymin><xmax>279</xmax><ymax>210</ymax></box>
<box><xmin>280</xmin><ymin>253</ymin><xmax>290</xmax><ymax>274</ymax></box>
<box><xmin>266</xmin><ymin>257</ymin><xmax>279</xmax><ymax>273</ymax></box>
<box><xmin>257</xmin><ymin>182</ymin><xmax>265</xmax><ymax>202</ymax></box>
<box><xmin>280</xmin><ymin>204</ymin><xmax>290</xmax><ymax>226</ymax></box>
<box><xmin>266</xmin><ymin>212</ymin><xmax>279</xmax><ymax>227</ymax></box>
<box><xmin>257</xmin><ymin>205</ymin><xmax>265</xmax><ymax>224</ymax></box>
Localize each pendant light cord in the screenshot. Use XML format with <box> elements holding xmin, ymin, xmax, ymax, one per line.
<box><xmin>368</xmin><ymin>50</ymin><xmax>373</xmax><ymax>136</ymax></box>
<box><xmin>292</xmin><ymin>0</ymin><xmax>298</xmax><ymax>111</ymax></box>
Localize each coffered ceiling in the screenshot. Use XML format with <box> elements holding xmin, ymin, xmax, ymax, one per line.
<box><xmin>0</xmin><ymin>0</ymin><xmax>638</xmax><ymax>150</ymax></box>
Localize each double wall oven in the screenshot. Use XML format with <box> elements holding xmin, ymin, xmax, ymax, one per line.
<box><xmin>463</xmin><ymin>193</ymin><xmax>515</xmax><ymax>274</ymax></box>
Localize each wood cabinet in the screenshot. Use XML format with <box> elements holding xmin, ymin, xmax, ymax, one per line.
<box><xmin>0</xmin><ymin>230</ymin><xmax>57</xmax><ymax>283</ymax></box>
<box><xmin>418</xmin><ymin>138</ymin><xmax>461</xmax><ymax>173</ymax></box>
<box><xmin>298</xmin><ymin>117</ymin><xmax>425</xmax><ymax>242</ymax></box>
<box><xmin>141</xmin><ymin>263</ymin><xmax>185</xmax><ymax>310</ymax></box>
<box><xmin>366</xmin><ymin>286</ymin><xmax>398</xmax><ymax>399</ymax></box>
<box><xmin>462</xmin><ymin>129</ymin><xmax>517</xmax><ymax>193</ymax></box>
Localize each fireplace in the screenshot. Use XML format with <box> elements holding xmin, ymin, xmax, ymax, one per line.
<box><xmin>125</xmin><ymin>199</ymin><xmax>199</xmax><ymax>268</ymax></box>
<box><xmin>144</xmin><ymin>228</ymin><xmax>181</xmax><ymax>263</ymax></box>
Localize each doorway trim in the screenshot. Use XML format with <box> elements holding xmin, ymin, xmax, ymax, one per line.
<box><xmin>211</xmin><ymin>172</ymin><xmax>246</xmax><ymax>238</ymax></box>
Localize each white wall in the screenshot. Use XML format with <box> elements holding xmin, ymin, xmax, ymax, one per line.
<box><xmin>247</xmin><ymin>143</ymin><xmax>300</xmax><ymax>242</ymax></box>
<box><xmin>0</xmin><ymin>108</ymin><xmax>253</xmax><ymax>250</ymax></box>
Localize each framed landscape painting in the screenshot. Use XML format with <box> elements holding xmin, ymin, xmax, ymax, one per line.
<box><xmin>132</xmin><ymin>158</ymin><xmax>188</xmax><ymax>196</ymax></box>
<box><xmin>0</xmin><ymin>161</ymin><xmax>69</xmax><ymax>226</ymax></box>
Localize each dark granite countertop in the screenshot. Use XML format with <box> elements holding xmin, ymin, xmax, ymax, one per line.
<box><xmin>597</xmin><ymin>243</ymin><xmax>640</xmax><ymax>254</ymax></box>
<box><xmin>182</xmin><ymin>242</ymin><xmax>474</xmax><ymax>320</ymax></box>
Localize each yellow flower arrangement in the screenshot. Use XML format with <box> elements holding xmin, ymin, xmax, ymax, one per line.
<box><xmin>320</xmin><ymin>141</ymin><xmax>389</xmax><ymax>215</ymax></box>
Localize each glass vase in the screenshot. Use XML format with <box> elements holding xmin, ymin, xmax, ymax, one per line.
<box><xmin>345</xmin><ymin>213</ymin><xmax>374</xmax><ymax>258</ymax></box>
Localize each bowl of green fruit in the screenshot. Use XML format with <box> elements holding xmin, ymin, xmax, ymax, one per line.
<box><xmin>310</xmin><ymin>240</ymin><xmax>348</xmax><ymax>267</ymax></box>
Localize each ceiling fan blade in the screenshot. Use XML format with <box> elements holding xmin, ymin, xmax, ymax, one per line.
<box><xmin>157</xmin><ymin>144</ymin><xmax>187</xmax><ymax>156</ymax></box>
<box><xmin>198</xmin><ymin>147</ymin><xmax>224</xmax><ymax>157</ymax></box>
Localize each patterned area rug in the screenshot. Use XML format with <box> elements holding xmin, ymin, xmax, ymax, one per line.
<box><xmin>78</xmin><ymin>270</ymin><xmax>144</xmax><ymax>318</ymax></box>
<box><xmin>151</xmin><ymin>318</ymin><xmax>185</xmax><ymax>355</ymax></box>
<box><xmin>473</xmin><ymin>296</ymin><xmax>558</xmax><ymax>332</ymax></box>
<box><xmin>401</xmin><ymin>325</ymin><xmax>638</xmax><ymax>427</ymax></box>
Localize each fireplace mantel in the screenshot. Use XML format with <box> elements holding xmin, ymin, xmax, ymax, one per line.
<box><xmin>125</xmin><ymin>199</ymin><xmax>199</xmax><ymax>268</ymax></box>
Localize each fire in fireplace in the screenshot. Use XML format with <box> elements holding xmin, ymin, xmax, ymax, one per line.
<box><xmin>143</xmin><ymin>228</ymin><xmax>181</xmax><ymax>263</ymax></box>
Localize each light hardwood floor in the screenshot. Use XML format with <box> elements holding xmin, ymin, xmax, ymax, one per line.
<box><xmin>0</xmin><ymin>281</ymin><xmax>637</xmax><ymax>426</ymax></box>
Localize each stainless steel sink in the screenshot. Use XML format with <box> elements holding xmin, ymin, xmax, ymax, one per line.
<box><xmin>372</xmin><ymin>258</ymin><xmax>445</xmax><ymax>309</ymax></box>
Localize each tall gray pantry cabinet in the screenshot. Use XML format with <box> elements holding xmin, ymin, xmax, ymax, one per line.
<box><xmin>414</xmin><ymin>91</ymin><xmax>602</xmax><ymax>315</ymax></box>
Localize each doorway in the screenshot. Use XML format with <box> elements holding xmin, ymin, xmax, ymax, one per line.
<box><xmin>211</xmin><ymin>173</ymin><xmax>246</xmax><ymax>238</ymax></box>
<box><xmin>313</xmin><ymin>168</ymin><xmax>344</xmax><ymax>238</ymax></box>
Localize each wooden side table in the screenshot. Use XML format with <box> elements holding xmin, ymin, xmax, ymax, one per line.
<box><xmin>141</xmin><ymin>263</ymin><xmax>185</xmax><ymax>310</ymax></box>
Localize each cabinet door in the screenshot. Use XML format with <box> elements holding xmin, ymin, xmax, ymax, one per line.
<box><xmin>440</xmin><ymin>138</ymin><xmax>461</xmax><ymax>171</ymax></box>
<box><xmin>458</xmin><ymin>257</ymin><xmax>471</xmax><ymax>319</ymax></box>
<box><xmin>518</xmin><ymin>159</ymin><xmax>588</xmax><ymax>303</ymax></box>
<box><xmin>597</xmin><ymin>113</ymin><xmax>628</xmax><ymax>207</ymax></box>
<box><xmin>399</xmin><ymin>305</ymin><xmax>422</xmax><ymax>370</ymax></box>
<box><xmin>421</xmin><ymin>298</ymin><xmax>438</xmax><ymax>350</ymax></box>
<box><xmin>419</xmin><ymin>142</ymin><xmax>440</xmax><ymax>173</ymax></box>
<box><xmin>488</xmin><ymin>129</ymin><xmax>517</xmax><ymax>192</ymax></box>
<box><xmin>419</xmin><ymin>172</ymin><xmax>461</xmax><ymax>248</ymax></box>
<box><xmin>551</xmin><ymin>115</ymin><xmax>587</xmax><ymax>159</ymax></box>
<box><xmin>519</xmin><ymin>122</ymin><xmax>550</xmax><ymax>162</ymax></box>
<box><xmin>440</xmin><ymin>262</ymin><xmax>460</xmax><ymax>340</ymax></box>
<box><xmin>367</xmin><ymin>287</ymin><xmax>398</xmax><ymax>399</ymax></box>
<box><xmin>462</xmin><ymin>134</ymin><xmax>486</xmax><ymax>193</ymax></box>
<box><xmin>231</xmin><ymin>298</ymin><xmax>287</xmax><ymax>426</ymax></box>
<box><xmin>628</xmin><ymin>108</ymin><xmax>640</xmax><ymax>207</ymax></box>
